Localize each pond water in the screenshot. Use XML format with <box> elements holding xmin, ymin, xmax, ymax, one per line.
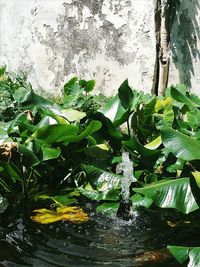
<box><xmin>1</xmin><ymin>204</ymin><xmax>200</xmax><ymax>267</ymax></box>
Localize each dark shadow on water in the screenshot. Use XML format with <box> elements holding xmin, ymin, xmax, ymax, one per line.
<box><xmin>170</xmin><ymin>0</ymin><xmax>200</xmax><ymax>88</ymax></box>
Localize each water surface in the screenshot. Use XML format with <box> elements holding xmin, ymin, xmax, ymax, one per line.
<box><xmin>1</xmin><ymin>206</ymin><xmax>199</xmax><ymax>267</ymax></box>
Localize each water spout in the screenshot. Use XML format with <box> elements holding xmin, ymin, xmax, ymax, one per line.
<box><xmin>117</xmin><ymin>152</ymin><xmax>135</xmax><ymax>202</ymax></box>
<box><xmin>116</xmin><ymin>152</ymin><xmax>136</xmax><ymax>220</ymax></box>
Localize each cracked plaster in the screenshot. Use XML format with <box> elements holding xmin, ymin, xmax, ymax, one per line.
<box><xmin>1</xmin><ymin>0</ymin><xmax>156</xmax><ymax>95</ymax></box>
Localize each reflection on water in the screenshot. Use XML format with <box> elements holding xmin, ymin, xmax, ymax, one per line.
<box><xmin>0</xmin><ymin>207</ymin><xmax>199</xmax><ymax>267</ymax></box>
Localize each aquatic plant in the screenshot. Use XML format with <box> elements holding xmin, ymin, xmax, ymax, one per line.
<box><xmin>1</xmin><ymin>69</ymin><xmax>200</xmax><ymax>265</ymax></box>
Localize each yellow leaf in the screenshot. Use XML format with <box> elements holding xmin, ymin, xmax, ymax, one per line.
<box><xmin>0</xmin><ymin>75</ymin><xmax>8</xmax><ymax>82</ymax></box>
<box><xmin>167</xmin><ymin>220</ymin><xmax>191</xmax><ymax>228</ymax></box>
<box><xmin>96</xmin><ymin>144</ymin><xmax>109</xmax><ymax>151</ymax></box>
<box><xmin>155</xmin><ymin>97</ymin><xmax>172</xmax><ymax>112</ymax></box>
<box><xmin>31</xmin><ymin>206</ymin><xmax>89</xmax><ymax>224</ymax></box>
<box><xmin>144</xmin><ymin>136</ymin><xmax>162</xmax><ymax>150</ymax></box>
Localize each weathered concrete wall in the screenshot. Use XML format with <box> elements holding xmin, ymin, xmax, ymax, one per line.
<box><xmin>0</xmin><ymin>0</ymin><xmax>200</xmax><ymax>96</ymax></box>
<box><xmin>0</xmin><ymin>0</ymin><xmax>156</xmax><ymax>95</ymax></box>
<box><xmin>168</xmin><ymin>0</ymin><xmax>200</xmax><ymax>95</ymax></box>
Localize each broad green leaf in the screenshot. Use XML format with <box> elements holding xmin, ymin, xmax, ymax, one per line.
<box><xmin>29</xmin><ymin>91</ymin><xmax>60</xmax><ymax>109</ymax></box>
<box><xmin>170</xmin><ymin>86</ymin><xmax>199</xmax><ymax>111</ymax></box>
<box><xmin>79</xmin><ymin>187</ymin><xmax>120</xmax><ymax>201</ymax></box>
<box><xmin>84</xmin><ymin>144</ymin><xmax>110</xmax><ymax>159</ymax></box>
<box><xmin>41</xmin><ymin>145</ymin><xmax>61</xmax><ymax>161</ymax></box>
<box><xmin>161</xmin><ymin>126</ymin><xmax>200</xmax><ymax>160</ymax></box>
<box><xmin>130</xmin><ymin>194</ymin><xmax>153</xmax><ymax>209</ymax></box>
<box><xmin>81</xmin><ymin>164</ymin><xmax>122</xmax><ymax>190</ymax></box>
<box><xmin>31</xmin><ymin>121</ymin><xmax>101</xmax><ymax>145</ymax></box>
<box><xmin>189</xmin><ymin>93</ymin><xmax>200</xmax><ymax>106</ymax></box>
<box><xmin>40</xmin><ymin>107</ymin><xmax>86</xmax><ymax>123</ymax></box>
<box><xmin>166</xmin><ymin>158</ymin><xmax>185</xmax><ymax>174</ymax></box>
<box><xmin>111</xmin><ymin>156</ymin><xmax>122</xmax><ymax>164</ymax></box>
<box><xmin>186</xmin><ymin>110</ymin><xmax>200</xmax><ymax>130</ymax></box>
<box><xmin>7</xmin><ymin>113</ymin><xmax>32</xmax><ymax>134</ymax></box>
<box><xmin>154</xmin><ymin>106</ymin><xmax>174</xmax><ymax>127</ymax></box>
<box><xmin>133</xmin><ymin>178</ymin><xmax>198</xmax><ymax>214</ymax></box>
<box><xmin>64</xmin><ymin>77</ymin><xmax>78</xmax><ymax>94</ymax></box>
<box><xmin>13</xmin><ymin>87</ymin><xmax>30</xmax><ymax>103</ymax></box>
<box><xmin>168</xmin><ymin>246</ymin><xmax>200</xmax><ymax>267</ymax></box>
<box><xmin>189</xmin><ymin>172</ymin><xmax>200</xmax><ymax>208</ymax></box>
<box><xmin>19</xmin><ymin>144</ymin><xmax>40</xmax><ymax>167</ymax></box>
<box><xmin>3</xmin><ymin>162</ymin><xmax>22</xmax><ymax>182</ymax></box>
<box><xmin>36</xmin><ymin>116</ymin><xmax>58</xmax><ymax>128</ymax></box>
<box><xmin>96</xmin><ymin>202</ymin><xmax>120</xmax><ymax>215</ymax></box>
<box><xmin>123</xmin><ymin>137</ymin><xmax>160</xmax><ymax>157</ymax></box>
<box><xmin>90</xmin><ymin>112</ymin><xmax>123</xmax><ymax>141</ymax></box>
<box><xmin>31</xmin><ymin>124</ymin><xmax>79</xmax><ymax>144</ymax></box>
<box><xmin>60</xmin><ymin>109</ymin><xmax>86</xmax><ymax>122</ymax></box>
<box><xmin>118</xmin><ymin>79</ymin><xmax>133</xmax><ymax>109</ymax></box>
<box><xmin>131</xmin><ymin>97</ymin><xmax>157</xmax><ymax>139</ymax></box>
<box><xmin>74</xmin><ymin>120</ymin><xmax>101</xmax><ymax>141</ymax></box>
<box><xmin>99</xmin><ymin>95</ymin><xmax>129</xmax><ymax>127</ymax></box>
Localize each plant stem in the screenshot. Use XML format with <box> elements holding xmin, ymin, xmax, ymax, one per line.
<box><xmin>127</xmin><ymin>120</ymin><xmax>131</xmax><ymax>138</ymax></box>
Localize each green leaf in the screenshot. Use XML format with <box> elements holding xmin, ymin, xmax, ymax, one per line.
<box><xmin>118</xmin><ymin>79</ymin><xmax>133</xmax><ymax>109</ymax></box>
<box><xmin>186</xmin><ymin>110</ymin><xmax>200</xmax><ymax>130</ymax></box>
<box><xmin>81</xmin><ymin>164</ymin><xmax>122</xmax><ymax>190</ymax></box>
<box><xmin>161</xmin><ymin>126</ymin><xmax>200</xmax><ymax>160</ymax></box>
<box><xmin>168</xmin><ymin>246</ymin><xmax>200</xmax><ymax>266</ymax></box>
<box><xmin>68</xmin><ymin>120</ymin><xmax>102</xmax><ymax>143</ymax></box>
<box><xmin>40</xmin><ymin>107</ymin><xmax>86</xmax><ymax>123</ymax></box>
<box><xmin>99</xmin><ymin>95</ymin><xmax>128</xmax><ymax>127</ymax></box>
<box><xmin>0</xmin><ymin>66</ymin><xmax>6</xmax><ymax>76</ymax></box>
<box><xmin>123</xmin><ymin>137</ymin><xmax>160</xmax><ymax>157</ymax></box>
<box><xmin>31</xmin><ymin>120</ymin><xmax>101</xmax><ymax>145</ymax></box>
<box><xmin>130</xmin><ymin>194</ymin><xmax>153</xmax><ymax>209</ymax></box>
<box><xmin>63</xmin><ymin>77</ymin><xmax>84</xmax><ymax>108</ymax></box>
<box><xmin>84</xmin><ymin>144</ymin><xmax>110</xmax><ymax>159</ymax></box>
<box><xmin>31</xmin><ymin>124</ymin><xmax>79</xmax><ymax>144</ymax></box>
<box><xmin>19</xmin><ymin>144</ymin><xmax>40</xmax><ymax>167</ymax></box>
<box><xmin>0</xmin><ymin>127</ymin><xmax>11</xmax><ymax>143</ymax></box>
<box><xmin>3</xmin><ymin>162</ymin><xmax>22</xmax><ymax>182</ymax></box>
<box><xmin>41</xmin><ymin>145</ymin><xmax>61</xmax><ymax>161</ymax></box>
<box><xmin>84</xmin><ymin>80</ymin><xmax>95</xmax><ymax>93</ymax></box>
<box><xmin>96</xmin><ymin>202</ymin><xmax>120</xmax><ymax>215</ymax></box>
<box><xmin>64</xmin><ymin>77</ymin><xmax>78</xmax><ymax>94</ymax></box>
<box><xmin>79</xmin><ymin>187</ymin><xmax>120</xmax><ymax>201</ymax></box>
<box><xmin>133</xmin><ymin>178</ymin><xmax>198</xmax><ymax>214</ymax></box>
<box><xmin>60</xmin><ymin>109</ymin><xmax>86</xmax><ymax>122</ymax></box>
<box><xmin>13</xmin><ymin>87</ymin><xmax>30</xmax><ymax>103</ymax></box>
<box><xmin>170</xmin><ymin>86</ymin><xmax>199</xmax><ymax>111</ymax></box>
<box><xmin>189</xmin><ymin>172</ymin><xmax>200</xmax><ymax>208</ymax></box>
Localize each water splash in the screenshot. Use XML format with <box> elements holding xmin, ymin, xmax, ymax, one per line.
<box><xmin>117</xmin><ymin>152</ymin><xmax>135</xmax><ymax>202</ymax></box>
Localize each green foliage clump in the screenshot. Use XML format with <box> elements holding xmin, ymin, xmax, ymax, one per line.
<box><xmin>0</xmin><ymin>67</ymin><xmax>29</xmax><ymax>121</ymax></box>
<box><xmin>1</xmin><ymin>69</ymin><xmax>200</xmax><ymax>266</ymax></box>
<box><xmin>62</xmin><ymin>77</ymin><xmax>108</xmax><ymax>112</ymax></box>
